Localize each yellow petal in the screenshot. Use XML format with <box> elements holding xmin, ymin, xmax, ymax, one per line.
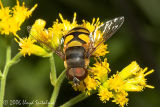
<box><xmin>123</xmin><ymin>83</ymin><xmax>143</xmax><ymax>92</ymax></box>
<box><xmin>119</xmin><ymin>61</ymin><xmax>140</xmax><ymax>80</ymax></box>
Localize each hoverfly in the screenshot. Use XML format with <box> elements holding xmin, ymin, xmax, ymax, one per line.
<box><xmin>31</xmin><ymin>17</ymin><xmax>124</xmax><ymax>85</ymax></box>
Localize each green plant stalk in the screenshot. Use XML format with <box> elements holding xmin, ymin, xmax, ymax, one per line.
<box><xmin>0</xmin><ymin>70</ymin><xmax>2</xmax><ymax>78</ymax></box>
<box><xmin>49</xmin><ymin>54</ymin><xmax>57</xmax><ymax>86</ymax></box>
<box><xmin>60</xmin><ymin>93</ymin><xmax>89</xmax><ymax>107</ymax></box>
<box><xmin>48</xmin><ymin>70</ymin><xmax>66</xmax><ymax>107</ymax></box>
<box><xmin>0</xmin><ymin>45</ymin><xmax>11</xmax><ymax>107</ymax></box>
<box><xmin>0</xmin><ymin>45</ymin><xmax>22</xmax><ymax>107</ymax></box>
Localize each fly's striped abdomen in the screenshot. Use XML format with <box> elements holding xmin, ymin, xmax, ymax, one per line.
<box><xmin>65</xmin><ymin>46</ymin><xmax>85</xmax><ymax>68</ymax></box>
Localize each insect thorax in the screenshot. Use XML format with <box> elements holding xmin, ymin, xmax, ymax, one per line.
<box><xmin>63</xmin><ymin>27</ymin><xmax>90</xmax><ymax>48</ymax></box>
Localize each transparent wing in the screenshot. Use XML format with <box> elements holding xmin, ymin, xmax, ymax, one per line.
<box><xmin>88</xmin><ymin>16</ymin><xmax>124</xmax><ymax>57</ymax></box>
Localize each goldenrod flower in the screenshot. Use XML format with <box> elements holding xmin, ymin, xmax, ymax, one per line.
<box><xmin>18</xmin><ymin>37</ymin><xmax>51</xmax><ymax>57</ymax></box>
<box><xmin>71</xmin><ymin>76</ymin><xmax>100</xmax><ymax>95</ymax></box>
<box><xmin>112</xmin><ymin>90</ymin><xmax>129</xmax><ymax>107</ymax></box>
<box><xmin>58</xmin><ymin>13</ymin><xmax>78</xmax><ymax>33</ymax></box>
<box><xmin>0</xmin><ymin>0</ymin><xmax>37</xmax><ymax>36</ymax></box>
<box><xmin>30</xmin><ymin>19</ymin><xmax>55</xmax><ymax>48</ymax></box>
<box><xmin>90</xmin><ymin>58</ymin><xmax>110</xmax><ymax>82</ymax></box>
<box><xmin>98</xmin><ymin>86</ymin><xmax>113</xmax><ymax>102</ymax></box>
<box><xmin>84</xmin><ymin>75</ymin><xmax>100</xmax><ymax>91</ymax></box>
<box><xmin>71</xmin><ymin>81</ymin><xmax>86</xmax><ymax>92</ymax></box>
<box><xmin>119</xmin><ymin>61</ymin><xmax>140</xmax><ymax>80</ymax></box>
<box><xmin>123</xmin><ymin>67</ymin><xmax>154</xmax><ymax>91</ymax></box>
<box><xmin>98</xmin><ymin>61</ymin><xmax>154</xmax><ymax>107</ymax></box>
<box><xmin>107</xmin><ymin>73</ymin><xmax>125</xmax><ymax>92</ymax></box>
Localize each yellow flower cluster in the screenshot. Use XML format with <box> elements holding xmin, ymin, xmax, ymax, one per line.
<box><xmin>16</xmin><ymin>19</ymin><xmax>52</xmax><ymax>57</ymax></box>
<box><xmin>18</xmin><ymin>37</ymin><xmax>51</xmax><ymax>57</ymax></box>
<box><xmin>0</xmin><ymin>0</ymin><xmax>37</xmax><ymax>36</ymax></box>
<box><xmin>72</xmin><ymin>59</ymin><xmax>154</xmax><ymax>107</ymax></box>
<box><xmin>98</xmin><ymin>61</ymin><xmax>154</xmax><ymax>107</ymax></box>
<box><xmin>18</xmin><ymin>13</ymin><xmax>108</xmax><ymax>57</ymax></box>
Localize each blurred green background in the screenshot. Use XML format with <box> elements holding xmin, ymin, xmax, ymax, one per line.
<box><xmin>0</xmin><ymin>0</ymin><xmax>160</xmax><ymax>107</ymax></box>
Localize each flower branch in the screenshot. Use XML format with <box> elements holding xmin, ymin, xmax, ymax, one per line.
<box><xmin>0</xmin><ymin>45</ymin><xmax>22</xmax><ymax>107</ymax></box>
<box><xmin>0</xmin><ymin>70</ymin><xmax>2</xmax><ymax>78</ymax></box>
<box><xmin>60</xmin><ymin>91</ymin><xmax>97</xmax><ymax>107</ymax></box>
<box><xmin>50</xmin><ymin>54</ymin><xmax>57</xmax><ymax>86</ymax></box>
<box><xmin>0</xmin><ymin>44</ymin><xmax>11</xmax><ymax>107</ymax></box>
<box><xmin>48</xmin><ymin>69</ymin><xmax>66</xmax><ymax>107</ymax></box>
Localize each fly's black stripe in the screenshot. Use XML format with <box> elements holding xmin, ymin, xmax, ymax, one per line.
<box><xmin>68</xmin><ymin>27</ymin><xmax>90</xmax><ymax>33</ymax></box>
<box><xmin>64</xmin><ymin>27</ymin><xmax>90</xmax><ymax>39</ymax></box>
<box><xmin>65</xmin><ymin>31</ymin><xmax>89</xmax><ymax>39</ymax></box>
<box><xmin>66</xmin><ymin>32</ymin><xmax>88</xmax><ymax>45</ymax></box>
<box><xmin>64</xmin><ymin>27</ymin><xmax>90</xmax><ymax>45</ymax></box>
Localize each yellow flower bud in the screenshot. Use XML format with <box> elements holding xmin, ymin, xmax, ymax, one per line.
<box><xmin>119</xmin><ymin>61</ymin><xmax>140</xmax><ymax>80</ymax></box>
<box><xmin>30</xmin><ymin>19</ymin><xmax>46</xmax><ymax>37</ymax></box>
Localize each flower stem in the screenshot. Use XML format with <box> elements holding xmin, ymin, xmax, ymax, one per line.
<box><xmin>0</xmin><ymin>45</ymin><xmax>11</xmax><ymax>107</ymax></box>
<box><xmin>60</xmin><ymin>93</ymin><xmax>89</xmax><ymax>107</ymax></box>
<box><xmin>49</xmin><ymin>54</ymin><xmax>57</xmax><ymax>86</ymax></box>
<box><xmin>48</xmin><ymin>69</ymin><xmax>66</xmax><ymax>107</ymax></box>
<box><xmin>0</xmin><ymin>45</ymin><xmax>22</xmax><ymax>107</ymax></box>
<box><xmin>0</xmin><ymin>70</ymin><xmax>2</xmax><ymax>78</ymax></box>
